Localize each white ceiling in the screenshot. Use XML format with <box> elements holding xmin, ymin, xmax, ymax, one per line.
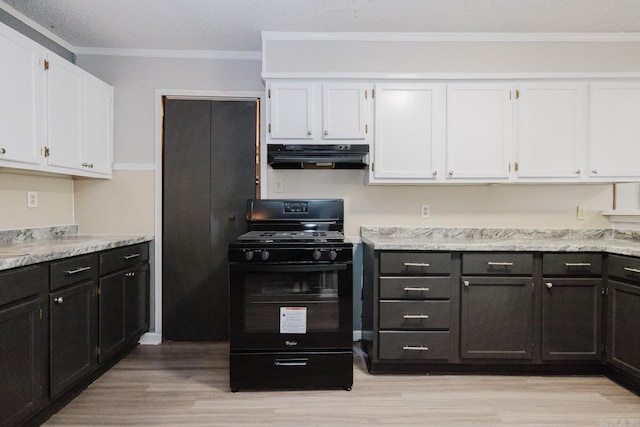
<box><xmin>2</xmin><ymin>0</ymin><xmax>640</xmax><ymax>52</ymax></box>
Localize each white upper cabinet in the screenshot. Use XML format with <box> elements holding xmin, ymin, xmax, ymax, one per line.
<box><xmin>268</xmin><ymin>81</ymin><xmax>371</xmax><ymax>144</ymax></box>
<box><xmin>0</xmin><ymin>22</ymin><xmax>44</xmax><ymax>166</ymax></box>
<box><xmin>446</xmin><ymin>83</ymin><xmax>513</xmax><ymax>180</ymax></box>
<box><xmin>82</xmin><ymin>73</ymin><xmax>113</xmax><ymax>176</ymax></box>
<box><xmin>0</xmin><ymin>21</ymin><xmax>113</xmax><ymax>178</ymax></box>
<box><xmin>515</xmin><ymin>82</ymin><xmax>588</xmax><ymax>179</ymax></box>
<box><xmin>46</xmin><ymin>51</ymin><xmax>84</xmax><ymax>171</ymax></box>
<box><xmin>370</xmin><ymin>83</ymin><xmax>445</xmax><ymax>181</ymax></box>
<box><xmin>588</xmin><ymin>82</ymin><xmax>640</xmax><ymax>179</ymax></box>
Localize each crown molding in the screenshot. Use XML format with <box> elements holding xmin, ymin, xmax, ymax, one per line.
<box><xmin>262</xmin><ymin>31</ymin><xmax>640</xmax><ymax>43</ymax></box>
<box><xmin>74</xmin><ymin>47</ymin><xmax>261</xmax><ymax>60</ymax></box>
<box><xmin>0</xmin><ymin>2</ymin><xmax>75</xmax><ymax>51</ymax></box>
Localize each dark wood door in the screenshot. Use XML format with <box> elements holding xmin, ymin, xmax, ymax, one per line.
<box><xmin>608</xmin><ymin>279</ymin><xmax>640</xmax><ymax>377</ymax></box>
<box><xmin>125</xmin><ymin>264</ymin><xmax>149</xmax><ymax>341</ymax></box>
<box><xmin>163</xmin><ymin>98</ymin><xmax>258</xmax><ymax>340</ymax></box>
<box><xmin>0</xmin><ymin>266</ymin><xmax>47</xmax><ymax>427</ymax></box>
<box><xmin>460</xmin><ymin>276</ymin><xmax>534</xmax><ymax>359</ymax></box>
<box><xmin>99</xmin><ymin>271</ymin><xmax>126</xmax><ymax>361</ymax></box>
<box><xmin>50</xmin><ymin>280</ymin><xmax>97</xmax><ymax>396</ymax></box>
<box><xmin>541</xmin><ymin>278</ymin><xmax>602</xmax><ymax>360</ymax></box>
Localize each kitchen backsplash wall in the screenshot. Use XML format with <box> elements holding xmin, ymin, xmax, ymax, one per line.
<box><xmin>266</xmin><ymin>169</ymin><xmax>613</xmax><ymax>237</ymax></box>
<box><xmin>0</xmin><ymin>170</ymin><xmax>74</xmax><ymax>229</ymax></box>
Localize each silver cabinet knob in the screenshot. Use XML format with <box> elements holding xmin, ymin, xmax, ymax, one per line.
<box><xmin>546</xmin><ymin>282</ymin><xmax>553</xmax><ymax>289</ymax></box>
<box><xmin>432</xmin><ymin>171</ymin><xmax>438</xmax><ymax>176</ymax></box>
<box><xmin>591</xmin><ymin>169</ymin><xmax>598</xmax><ymax>174</ymax></box>
<box><xmin>448</xmin><ymin>171</ymin><xmax>454</xmax><ymax>176</ymax></box>
<box><xmin>324</xmin><ymin>130</ymin><xmax>329</xmax><ymax>136</ymax></box>
<box><xmin>307</xmin><ymin>130</ymin><xmax>312</xmax><ymax>136</ymax></box>
<box><xmin>575</xmin><ymin>170</ymin><xmax>581</xmax><ymax>175</ymax></box>
<box><xmin>54</xmin><ymin>297</ymin><xmax>64</xmax><ymax>304</ymax></box>
<box><xmin>0</xmin><ymin>148</ymin><xmax>6</xmax><ymax>154</ymax></box>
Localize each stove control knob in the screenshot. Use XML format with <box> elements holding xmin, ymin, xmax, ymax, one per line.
<box><xmin>329</xmin><ymin>250</ymin><xmax>338</xmax><ymax>261</ymax></box>
<box><xmin>244</xmin><ymin>251</ymin><xmax>254</xmax><ymax>261</ymax></box>
<box><xmin>312</xmin><ymin>250</ymin><xmax>322</xmax><ymax>261</ymax></box>
<box><xmin>260</xmin><ymin>250</ymin><xmax>270</xmax><ymax>261</ymax></box>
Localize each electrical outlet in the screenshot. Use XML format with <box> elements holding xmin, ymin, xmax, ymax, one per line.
<box><xmin>274</xmin><ymin>179</ymin><xmax>284</xmax><ymax>193</ymax></box>
<box><xmin>27</xmin><ymin>191</ymin><xmax>38</xmax><ymax>208</ymax></box>
<box><xmin>421</xmin><ymin>204</ymin><xmax>431</xmax><ymax>218</ymax></box>
<box><xmin>576</xmin><ymin>205</ymin><xmax>586</xmax><ymax>220</ymax></box>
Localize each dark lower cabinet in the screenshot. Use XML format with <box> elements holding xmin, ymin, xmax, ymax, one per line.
<box><xmin>541</xmin><ymin>278</ymin><xmax>602</xmax><ymax>360</ymax></box>
<box><xmin>50</xmin><ymin>281</ymin><xmax>97</xmax><ymax>396</ymax></box>
<box><xmin>125</xmin><ymin>264</ymin><xmax>149</xmax><ymax>341</ymax></box>
<box><xmin>0</xmin><ymin>265</ymin><xmax>47</xmax><ymax>427</ymax></box>
<box><xmin>99</xmin><ymin>271</ymin><xmax>126</xmax><ymax>361</ymax></box>
<box><xmin>460</xmin><ymin>276</ymin><xmax>534</xmax><ymax>359</ymax></box>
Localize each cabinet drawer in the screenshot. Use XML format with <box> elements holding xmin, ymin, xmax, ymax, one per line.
<box><xmin>379</xmin><ymin>301</ymin><xmax>450</xmax><ymax>329</ymax></box>
<box><xmin>543</xmin><ymin>253</ymin><xmax>602</xmax><ymax>276</ymax></box>
<box><xmin>380</xmin><ymin>277</ymin><xmax>450</xmax><ymax>299</ymax></box>
<box><xmin>609</xmin><ymin>254</ymin><xmax>640</xmax><ymax>284</ymax></box>
<box><xmin>0</xmin><ymin>265</ymin><xmax>47</xmax><ymax>306</ymax></box>
<box><xmin>462</xmin><ymin>253</ymin><xmax>533</xmax><ymax>275</ymax></box>
<box><xmin>100</xmin><ymin>243</ymin><xmax>149</xmax><ymax>276</ymax></box>
<box><xmin>379</xmin><ymin>331</ymin><xmax>449</xmax><ymax>360</ymax></box>
<box><xmin>51</xmin><ymin>254</ymin><xmax>98</xmax><ymax>291</ymax></box>
<box><xmin>380</xmin><ymin>252</ymin><xmax>451</xmax><ymax>275</ymax></box>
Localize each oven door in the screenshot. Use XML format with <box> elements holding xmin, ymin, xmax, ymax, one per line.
<box><xmin>229</xmin><ymin>262</ymin><xmax>353</xmax><ymax>351</ymax></box>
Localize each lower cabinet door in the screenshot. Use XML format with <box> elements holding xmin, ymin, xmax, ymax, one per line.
<box><xmin>125</xmin><ymin>264</ymin><xmax>149</xmax><ymax>341</ymax></box>
<box><xmin>0</xmin><ymin>297</ymin><xmax>45</xmax><ymax>427</ymax></box>
<box><xmin>608</xmin><ymin>279</ymin><xmax>640</xmax><ymax>377</ymax></box>
<box><xmin>50</xmin><ymin>280</ymin><xmax>97</xmax><ymax>396</ymax></box>
<box><xmin>460</xmin><ymin>277</ymin><xmax>533</xmax><ymax>359</ymax></box>
<box><xmin>541</xmin><ymin>278</ymin><xmax>602</xmax><ymax>360</ymax></box>
<box><xmin>99</xmin><ymin>271</ymin><xmax>126</xmax><ymax>362</ymax></box>
<box><xmin>378</xmin><ymin>331</ymin><xmax>450</xmax><ymax>360</ymax></box>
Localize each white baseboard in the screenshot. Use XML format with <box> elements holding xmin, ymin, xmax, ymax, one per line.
<box><xmin>139</xmin><ymin>332</ymin><xmax>162</xmax><ymax>345</ymax></box>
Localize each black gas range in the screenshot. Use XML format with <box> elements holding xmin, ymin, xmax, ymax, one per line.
<box><xmin>228</xmin><ymin>199</ymin><xmax>353</xmax><ymax>392</ymax></box>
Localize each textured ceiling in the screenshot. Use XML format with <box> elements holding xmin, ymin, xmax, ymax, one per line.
<box><xmin>2</xmin><ymin>0</ymin><xmax>640</xmax><ymax>52</ymax></box>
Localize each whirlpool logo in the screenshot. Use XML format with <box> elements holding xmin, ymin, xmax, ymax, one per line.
<box><xmin>285</xmin><ymin>340</ymin><xmax>298</xmax><ymax>347</ymax></box>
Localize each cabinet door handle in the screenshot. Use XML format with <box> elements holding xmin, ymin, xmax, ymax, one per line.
<box><xmin>545</xmin><ymin>282</ymin><xmax>553</xmax><ymax>289</ymax></box>
<box><xmin>403</xmin><ymin>262</ymin><xmax>430</xmax><ymax>267</ymax></box>
<box><xmin>324</xmin><ymin>130</ymin><xmax>329</xmax><ymax>136</ymax></box>
<box><xmin>0</xmin><ymin>148</ymin><xmax>6</xmax><ymax>154</ymax></box>
<box><xmin>54</xmin><ymin>297</ymin><xmax>64</xmax><ymax>304</ymax></box>
<box><xmin>123</xmin><ymin>253</ymin><xmax>141</xmax><ymax>260</ymax></box>
<box><xmin>487</xmin><ymin>262</ymin><xmax>514</xmax><ymax>267</ymax></box>
<box><xmin>403</xmin><ymin>346</ymin><xmax>429</xmax><ymax>351</ymax></box>
<box><xmin>624</xmin><ymin>267</ymin><xmax>640</xmax><ymax>274</ymax></box>
<box><xmin>126</xmin><ymin>272</ymin><xmax>136</xmax><ymax>278</ymax></box>
<box><xmin>306</xmin><ymin>130</ymin><xmax>312</xmax><ymax>136</ymax></box>
<box><xmin>463</xmin><ymin>280</ymin><xmax>470</xmax><ymax>287</ymax></box>
<box><xmin>403</xmin><ymin>287</ymin><xmax>430</xmax><ymax>292</ymax></box>
<box><xmin>565</xmin><ymin>263</ymin><xmax>591</xmax><ymax>267</ymax></box>
<box><xmin>64</xmin><ymin>266</ymin><xmax>91</xmax><ymax>275</ymax></box>
<box><xmin>403</xmin><ymin>314</ymin><xmax>430</xmax><ymax>319</ymax></box>
<box><xmin>274</xmin><ymin>358</ymin><xmax>308</xmax><ymax>367</ymax></box>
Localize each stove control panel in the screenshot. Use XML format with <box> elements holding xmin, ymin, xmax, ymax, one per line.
<box><xmin>230</xmin><ymin>246</ymin><xmax>352</xmax><ymax>263</ymax></box>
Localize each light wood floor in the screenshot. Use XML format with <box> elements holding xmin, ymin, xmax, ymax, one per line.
<box><xmin>44</xmin><ymin>342</ymin><xmax>640</xmax><ymax>426</ymax></box>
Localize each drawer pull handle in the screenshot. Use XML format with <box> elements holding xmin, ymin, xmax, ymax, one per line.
<box><xmin>565</xmin><ymin>263</ymin><xmax>592</xmax><ymax>267</ymax></box>
<box><xmin>403</xmin><ymin>345</ymin><xmax>429</xmax><ymax>351</ymax></box>
<box><xmin>624</xmin><ymin>267</ymin><xmax>640</xmax><ymax>274</ymax></box>
<box><xmin>404</xmin><ymin>262</ymin><xmax>430</xmax><ymax>267</ymax></box>
<box><xmin>123</xmin><ymin>253</ymin><xmax>141</xmax><ymax>260</ymax></box>
<box><xmin>403</xmin><ymin>314</ymin><xmax>430</xmax><ymax>319</ymax></box>
<box><xmin>64</xmin><ymin>266</ymin><xmax>91</xmax><ymax>275</ymax></box>
<box><xmin>274</xmin><ymin>359</ymin><xmax>308</xmax><ymax>367</ymax></box>
<box><xmin>403</xmin><ymin>287</ymin><xmax>430</xmax><ymax>292</ymax></box>
<box><xmin>487</xmin><ymin>262</ymin><xmax>514</xmax><ymax>267</ymax></box>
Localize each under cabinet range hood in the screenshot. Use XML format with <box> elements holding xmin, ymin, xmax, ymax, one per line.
<box><xmin>267</xmin><ymin>144</ymin><xmax>369</xmax><ymax>169</ymax></box>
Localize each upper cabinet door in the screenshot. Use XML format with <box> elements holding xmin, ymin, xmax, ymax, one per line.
<box><xmin>46</xmin><ymin>51</ymin><xmax>84</xmax><ymax>171</ymax></box>
<box><xmin>515</xmin><ymin>82</ymin><xmax>587</xmax><ymax>179</ymax></box>
<box><xmin>372</xmin><ymin>83</ymin><xmax>445</xmax><ymax>180</ymax></box>
<box><xmin>84</xmin><ymin>74</ymin><xmax>113</xmax><ymax>176</ymax></box>
<box><xmin>589</xmin><ymin>82</ymin><xmax>640</xmax><ymax>178</ymax></box>
<box><xmin>0</xmin><ymin>23</ymin><xmax>44</xmax><ymax>165</ymax></box>
<box><xmin>446</xmin><ymin>83</ymin><xmax>513</xmax><ymax>180</ymax></box>
<box><xmin>322</xmin><ymin>83</ymin><xmax>368</xmax><ymax>140</ymax></box>
<box><xmin>268</xmin><ymin>82</ymin><xmax>314</xmax><ymax>140</ymax></box>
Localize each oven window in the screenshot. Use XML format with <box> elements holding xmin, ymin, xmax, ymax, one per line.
<box><xmin>243</xmin><ymin>270</ymin><xmax>339</xmax><ymax>333</ymax></box>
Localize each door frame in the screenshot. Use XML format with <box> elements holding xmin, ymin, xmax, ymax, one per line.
<box><xmin>145</xmin><ymin>89</ymin><xmax>265</xmax><ymax>344</ymax></box>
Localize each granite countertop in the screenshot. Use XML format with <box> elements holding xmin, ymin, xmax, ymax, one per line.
<box><xmin>0</xmin><ymin>225</ymin><xmax>153</xmax><ymax>271</ymax></box>
<box><xmin>360</xmin><ymin>226</ymin><xmax>640</xmax><ymax>257</ymax></box>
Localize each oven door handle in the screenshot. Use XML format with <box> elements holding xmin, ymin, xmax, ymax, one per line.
<box><xmin>274</xmin><ymin>358</ymin><xmax>309</xmax><ymax>367</ymax></box>
<box><xmin>231</xmin><ymin>264</ymin><xmax>347</xmax><ymax>273</ymax></box>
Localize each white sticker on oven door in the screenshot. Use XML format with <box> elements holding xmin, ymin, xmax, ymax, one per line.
<box><xmin>280</xmin><ymin>307</ymin><xmax>307</xmax><ymax>334</ymax></box>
